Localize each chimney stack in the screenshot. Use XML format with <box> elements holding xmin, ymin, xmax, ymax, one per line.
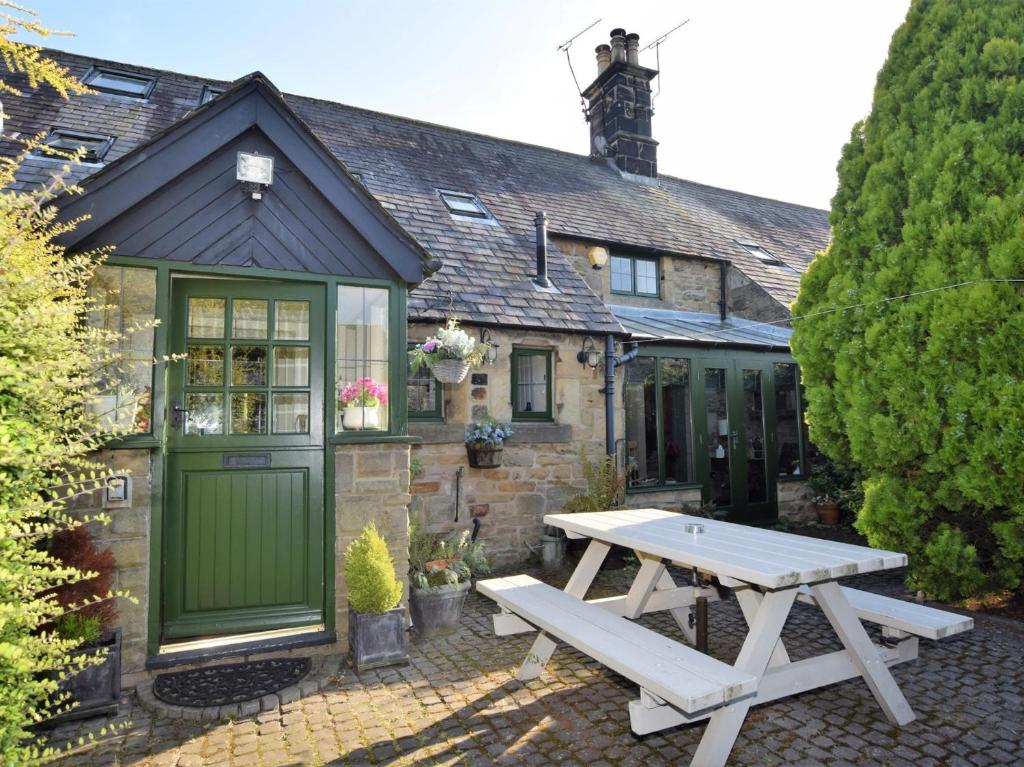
<box><xmin>583</xmin><ymin>28</ymin><xmax>659</xmax><ymax>179</ymax></box>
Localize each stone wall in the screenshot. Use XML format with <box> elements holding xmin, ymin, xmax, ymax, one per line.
<box><xmin>778</xmin><ymin>479</ymin><xmax>815</xmax><ymax>523</ymax></box>
<box><xmin>408</xmin><ymin>324</ymin><xmax>618</xmax><ymax>565</ymax></box>
<box><xmin>726</xmin><ymin>268</ymin><xmax>791</xmax><ymax>324</ymax></box>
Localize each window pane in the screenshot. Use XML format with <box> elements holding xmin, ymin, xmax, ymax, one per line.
<box><xmin>188</xmin><ymin>298</ymin><xmax>224</xmax><ymax>338</ymax></box>
<box><xmin>743</xmin><ymin>369</ymin><xmax>768</xmax><ymax>504</ymax></box>
<box><xmin>232</xmin><ymin>299</ymin><xmax>268</xmax><ymax>339</ymax></box>
<box><xmin>273</xmin><ymin>392</ymin><xmax>309</xmax><ymax>434</ymax></box>
<box><xmin>705</xmin><ymin>367</ymin><xmax>731</xmax><ymax>506</ymax></box>
<box><xmin>336</xmin><ymin>286</ymin><xmax>389</xmax><ymax>432</ymax></box>
<box><xmin>775</xmin><ymin>363</ymin><xmax>802</xmax><ymax>477</ymax></box>
<box><xmin>273</xmin><ymin>346</ymin><xmax>309</xmax><ymax>387</ymax></box>
<box><xmin>187</xmin><ymin>344</ymin><xmax>224</xmax><ymax>386</ymax></box>
<box><xmin>441</xmin><ymin>193</ymin><xmax>486</xmax><ymax>217</ymax></box>
<box><xmin>275</xmin><ymin>300</ymin><xmax>309</xmax><ymax>340</ymax></box>
<box><xmin>408</xmin><ymin>354</ymin><xmax>440</xmax><ymax>416</ymax></box>
<box><xmin>515</xmin><ymin>353</ymin><xmax>548</xmax><ymax>415</ymax></box>
<box><xmin>231</xmin><ymin>345</ymin><xmax>267</xmax><ymax>386</ymax></box>
<box><xmin>86</xmin><ymin>265</ymin><xmax>156</xmax><ymax>433</ymax></box>
<box><xmin>88</xmin><ymin>71</ymin><xmax>151</xmax><ymax>95</ymax></box>
<box><xmin>610</xmin><ymin>256</ymin><xmax>633</xmax><ymax>293</ymax></box>
<box><xmin>230</xmin><ymin>392</ymin><xmax>267</xmax><ymax>434</ymax></box>
<box><xmin>185</xmin><ymin>392</ymin><xmax>223</xmax><ymax>435</ymax></box>
<box><xmin>661</xmin><ymin>358</ymin><xmax>693</xmax><ymax>483</ymax></box>
<box><xmin>624</xmin><ymin>358</ymin><xmax>658</xmax><ymax>487</ymax></box>
<box><xmin>635</xmin><ymin>258</ymin><xmax>658</xmax><ymax>295</ymax></box>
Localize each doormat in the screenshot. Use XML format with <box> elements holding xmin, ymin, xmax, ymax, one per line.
<box><xmin>153</xmin><ymin>657</ymin><xmax>311</xmax><ymax>707</ymax></box>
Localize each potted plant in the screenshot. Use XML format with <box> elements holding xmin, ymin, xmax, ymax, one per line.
<box><xmin>45</xmin><ymin>526</ymin><xmax>122</xmax><ymax>723</ymax></box>
<box><xmin>808</xmin><ymin>462</ymin><xmax>841</xmax><ymax>525</ymax></box>
<box><xmin>343</xmin><ymin>523</ymin><xmax>407</xmax><ymax>671</ymax></box>
<box><xmin>339</xmin><ymin>377</ymin><xmax>388</xmax><ymax>431</ymax></box>
<box><xmin>409</xmin><ymin>317</ymin><xmax>489</xmax><ymax>384</ymax></box>
<box><xmin>464</xmin><ymin>417</ymin><xmax>513</xmax><ymax>468</ymax></box>
<box><xmin>408</xmin><ymin>525</ymin><xmax>490</xmax><ymax>637</ymax></box>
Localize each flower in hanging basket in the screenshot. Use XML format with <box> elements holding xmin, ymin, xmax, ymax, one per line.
<box><xmin>464</xmin><ymin>417</ymin><xmax>514</xmax><ymax>448</ymax></box>
<box><xmin>339</xmin><ymin>377</ymin><xmax>389</xmax><ymax>408</ymax></box>
<box><xmin>409</xmin><ymin>318</ymin><xmax>489</xmax><ymax>373</ymax></box>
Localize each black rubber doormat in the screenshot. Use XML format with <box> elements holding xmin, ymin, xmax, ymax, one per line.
<box><xmin>153</xmin><ymin>657</ymin><xmax>311</xmax><ymax>707</ymax></box>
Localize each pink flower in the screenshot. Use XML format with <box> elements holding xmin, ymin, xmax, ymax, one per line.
<box><xmin>422</xmin><ymin>340</ymin><xmax>438</xmax><ymax>353</ymax></box>
<box><xmin>339</xmin><ymin>377</ymin><xmax>389</xmax><ymax>407</ymax></box>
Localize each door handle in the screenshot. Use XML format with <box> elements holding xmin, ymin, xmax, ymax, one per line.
<box><xmin>171</xmin><ymin>399</ymin><xmax>188</xmax><ymax>429</ymax></box>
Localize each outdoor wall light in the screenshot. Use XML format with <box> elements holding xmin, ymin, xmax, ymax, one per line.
<box><xmin>577</xmin><ymin>335</ymin><xmax>602</xmax><ymax>368</ymax></box>
<box><xmin>237</xmin><ymin>151</ymin><xmax>274</xmax><ymax>200</ymax></box>
<box><xmin>586</xmin><ymin>245</ymin><xmax>609</xmax><ymax>270</ymax></box>
<box><xmin>479</xmin><ymin>328</ymin><xmax>499</xmax><ymax>365</ymax></box>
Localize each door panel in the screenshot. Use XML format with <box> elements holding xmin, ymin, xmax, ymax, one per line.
<box><xmin>164</xmin><ymin>278</ymin><xmax>326</xmax><ymax>640</ymax></box>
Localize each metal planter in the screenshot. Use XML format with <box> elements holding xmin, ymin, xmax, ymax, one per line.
<box><xmin>348</xmin><ymin>606</ymin><xmax>408</xmax><ymax>671</ymax></box>
<box><xmin>409</xmin><ymin>581</ymin><xmax>471</xmax><ymax>637</ymax></box>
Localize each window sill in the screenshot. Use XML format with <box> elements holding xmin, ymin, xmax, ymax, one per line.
<box><xmin>509</xmin><ymin>422</ymin><xmax>572</xmax><ymax>444</ymax></box>
<box><xmin>102</xmin><ymin>436</ymin><xmax>160</xmax><ymax>450</ymax></box>
<box><xmin>626</xmin><ymin>482</ymin><xmax>703</xmax><ymax>495</ymax></box>
<box><xmin>409</xmin><ymin>422</ymin><xmax>465</xmax><ymax>444</ymax></box>
<box><xmin>329</xmin><ymin>434</ymin><xmax>422</xmax><ymax>445</ymax></box>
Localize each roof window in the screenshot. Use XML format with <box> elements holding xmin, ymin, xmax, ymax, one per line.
<box><xmin>39</xmin><ymin>128</ymin><xmax>115</xmax><ymax>163</ymax></box>
<box><xmin>83</xmin><ymin>67</ymin><xmax>156</xmax><ymax>98</ymax></box>
<box><xmin>439</xmin><ymin>190</ymin><xmax>493</xmax><ymax>221</ymax></box>
<box><xmin>199</xmin><ymin>85</ymin><xmax>224</xmax><ymax>105</ymax></box>
<box><xmin>737</xmin><ymin>241</ymin><xmax>786</xmax><ymax>267</ymax></box>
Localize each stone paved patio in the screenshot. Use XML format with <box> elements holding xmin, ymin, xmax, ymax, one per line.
<box><xmin>44</xmin><ymin>565</ymin><xmax>1023</xmax><ymax>766</ymax></box>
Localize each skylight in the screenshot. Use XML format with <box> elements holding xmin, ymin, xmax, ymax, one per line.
<box><xmin>438</xmin><ymin>190</ymin><xmax>492</xmax><ymax>220</ymax></box>
<box><xmin>737</xmin><ymin>241</ymin><xmax>786</xmax><ymax>267</ymax></box>
<box><xmin>83</xmin><ymin>67</ymin><xmax>156</xmax><ymax>98</ymax></box>
<box><xmin>199</xmin><ymin>85</ymin><xmax>224</xmax><ymax>105</ymax></box>
<box><xmin>39</xmin><ymin>128</ymin><xmax>115</xmax><ymax>163</ymax></box>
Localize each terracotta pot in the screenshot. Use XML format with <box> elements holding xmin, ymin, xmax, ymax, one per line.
<box><xmin>816</xmin><ymin>501</ymin><xmax>841</xmax><ymax>525</ymax></box>
<box><xmin>466</xmin><ymin>445</ymin><xmax>503</xmax><ymax>468</ymax></box>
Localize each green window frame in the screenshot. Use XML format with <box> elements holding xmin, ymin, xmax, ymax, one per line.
<box><xmin>408</xmin><ymin>343</ymin><xmax>443</xmax><ymax>420</ymax></box>
<box><xmin>511</xmin><ymin>348</ymin><xmax>553</xmax><ymax>421</ymax></box>
<box><xmin>610</xmin><ymin>254</ymin><xmax>659</xmax><ymax>297</ymax></box>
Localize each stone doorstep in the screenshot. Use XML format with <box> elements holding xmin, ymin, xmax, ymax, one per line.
<box><xmin>134</xmin><ymin>654</ymin><xmax>343</xmax><ymax>723</ymax></box>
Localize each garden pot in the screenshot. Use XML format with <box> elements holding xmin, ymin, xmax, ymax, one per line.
<box><xmin>540</xmin><ymin>533</ymin><xmax>565</xmax><ymax>570</ymax></box>
<box><xmin>816</xmin><ymin>501</ymin><xmax>841</xmax><ymax>525</ymax></box>
<box><xmin>47</xmin><ymin>629</ymin><xmax>121</xmax><ymax>724</ymax></box>
<box><xmin>409</xmin><ymin>581</ymin><xmax>471</xmax><ymax>637</ymax></box>
<box><xmin>466</xmin><ymin>445</ymin><xmax>503</xmax><ymax>468</ymax></box>
<box><xmin>429</xmin><ymin>359</ymin><xmax>471</xmax><ymax>384</ymax></box>
<box><xmin>342</xmin><ymin>406</ymin><xmax>380</xmax><ymax>431</ymax></box>
<box><xmin>348</xmin><ymin>606</ymin><xmax>408</xmax><ymax>672</ymax></box>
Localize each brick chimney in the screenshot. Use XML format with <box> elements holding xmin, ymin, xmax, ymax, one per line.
<box><xmin>584</xmin><ymin>28</ymin><xmax>659</xmax><ymax>179</ymax></box>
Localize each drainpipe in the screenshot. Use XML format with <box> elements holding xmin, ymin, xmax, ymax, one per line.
<box><xmin>533</xmin><ymin>212</ymin><xmax>551</xmax><ymax>288</ymax></box>
<box><xmin>603</xmin><ymin>335</ymin><xmax>640</xmax><ymax>456</ymax></box>
<box><xmin>719</xmin><ymin>262</ymin><xmax>729</xmax><ymax>321</ymax></box>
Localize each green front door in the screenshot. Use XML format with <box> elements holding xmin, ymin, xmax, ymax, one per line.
<box><xmin>695</xmin><ymin>358</ymin><xmax>778</xmax><ymax>524</ymax></box>
<box><xmin>163</xmin><ymin>278</ymin><xmax>326</xmax><ymax>640</ymax></box>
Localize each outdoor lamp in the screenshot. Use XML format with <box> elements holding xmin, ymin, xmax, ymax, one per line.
<box><xmin>586</xmin><ymin>245</ymin><xmax>609</xmax><ymax>270</ymax></box>
<box><xmin>479</xmin><ymin>328</ymin><xmax>499</xmax><ymax>365</ymax></box>
<box><xmin>237</xmin><ymin>151</ymin><xmax>274</xmax><ymax>200</ymax></box>
<box><xmin>577</xmin><ymin>336</ymin><xmax>602</xmax><ymax>368</ymax></box>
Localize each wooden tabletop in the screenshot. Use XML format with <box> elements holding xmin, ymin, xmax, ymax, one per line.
<box><xmin>544</xmin><ymin>508</ymin><xmax>907</xmax><ymax>589</ymax></box>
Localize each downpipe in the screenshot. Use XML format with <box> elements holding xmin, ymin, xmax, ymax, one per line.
<box><xmin>603</xmin><ymin>335</ymin><xmax>639</xmax><ymax>456</ymax></box>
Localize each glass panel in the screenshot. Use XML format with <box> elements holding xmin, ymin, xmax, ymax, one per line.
<box><xmin>743</xmin><ymin>369</ymin><xmax>768</xmax><ymax>504</ymax></box>
<box><xmin>273</xmin><ymin>392</ymin><xmax>310</xmax><ymax>434</ymax></box>
<box><xmin>661</xmin><ymin>359</ymin><xmax>693</xmax><ymax>483</ymax></box>
<box><xmin>610</xmin><ymin>255</ymin><xmax>633</xmax><ymax>293</ymax></box>
<box><xmin>273</xmin><ymin>346</ymin><xmax>309</xmax><ymax>387</ymax></box>
<box><xmin>336</xmin><ymin>286</ymin><xmax>389</xmax><ymax>432</ymax></box>
<box><xmin>231</xmin><ymin>345</ymin><xmax>267</xmax><ymax>386</ymax></box>
<box><xmin>188</xmin><ymin>297</ymin><xmax>224</xmax><ymax>338</ymax></box>
<box><xmin>705</xmin><ymin>367</ymin><xmax>731</xmax><ymax>506</ymax></box>
<box><xmin>89</xmin><ymin>70</ymin><xmax>150</xmax><ymax>95</ymax></box>
<box><xmin>408</xmin><ymin>355</ymin><xmax>440</xmax><ymax>415</ymax></box>
<box><xmin>86</xmin><ymin>266</ymin><xmax>157</xmax><ymax>433</ymax></box>
<box><xmin>187</xmin><ymin>344</ymin><xmax>224</xmax><ymax>386</ymax></box>
<box><xmin>442</xmin><ymin>193</ymin><xmax>486</xmax><ymax>217</ymax></box>
<box><xmin>624</xmin><ymin>358</ymin><xmax>658</xmax><ymax>488</ymax></box>
<box><xmin>230</xmin><ymin>392</ymin><xmax>267</xmax><ymax>434</ymax></box>
<box><xmin>774</xmin><ymin>363</ymin><xmax>802</xmax><ymax>477</ymax></box>
<box><xmin>635</xmin><ymin>258</ymin><xmax>658</xmax><ymax>295</ymax></box>
<box><xmin>515</xmin><ymin>353</ymin><xmax>548</xmax><ymax>415</ymax></box>
<box><xmin>275</xmin><ymin>300</ymin><xmax>310</xmax><ymax>340</ymax></box>
<box><xmin>184</xmin><ymin>392</ymin><xmax>223</xmax><ymax>435</ymax></box>
<box><xmin>232</xmin><ymin>299</ymin><xmax>268</xmax><ymax>339</ymax></box>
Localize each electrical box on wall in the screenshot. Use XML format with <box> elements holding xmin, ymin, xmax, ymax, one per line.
<box><xmin>105</xmin><ymin>474</ymin><xmax>132</xmax><ymax>508</ymax></box>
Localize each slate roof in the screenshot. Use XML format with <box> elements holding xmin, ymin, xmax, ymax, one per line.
<box><xmin>1</xmin><ymin>49</ymin><xmax>831</xmax><ymax>335</ymax></box>
<box><xmin>611</xmin><ymin>305</ymin><xmax>792</xmax><ymax>350</ymax></box>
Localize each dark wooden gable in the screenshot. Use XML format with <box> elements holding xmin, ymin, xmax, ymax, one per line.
<box><xmin>57</xmin><ymin>75</ymin><xmax>430</xmax><ymax>283</ymax></box>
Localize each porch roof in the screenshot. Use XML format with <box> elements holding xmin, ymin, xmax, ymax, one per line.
<box><xmin>610</xmin><ymin>304</ymin><xmax>792</xmax><ymax>350</ymax></box>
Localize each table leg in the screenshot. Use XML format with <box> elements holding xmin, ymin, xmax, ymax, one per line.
<box><xmin>692</xmin><ymin>586</ymin><xmax>797</xmax><ymax>767</ymax></box>
<box><xmin>516</xmin><ymin>539</ymin><xmax>610</xmax><ymax>681</ymax></box>
<box><xmin>733</xmin><ymin>586</ymin><xmax>791</xmax><ymax>668</ymax></box>
<box><xmin>810</xmin><ymin>580</ymin><xmax>916</xmax><ymax>725</ymax></box>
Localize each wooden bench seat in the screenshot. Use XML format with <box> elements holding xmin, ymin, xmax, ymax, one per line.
<box><xmin>477</xmin><ymin>574</ymin><xmax>757</xmax><ymax>714</ymax></box>
<box><xmin>797</xmin><ymin>585</ymin><xmax>973</xmax><ymax>640</ymax></box>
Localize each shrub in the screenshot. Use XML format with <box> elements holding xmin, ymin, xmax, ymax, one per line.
<box><xmin>46</xmin><ymin>526</ymin><xmax>119</xmax><ymax>636</ymax></box>
<box><xmin>561</xmin><ymin>448</ymin><xmax>625</xmax><ymax>514</ymax></box>
<box><xmin>791</xmin><ymin>0</ymin><xmax>1024</xmax><ymax>599</ymax></box>
<box><xmin>344</xmin><ymin>524</ymin><xmax>403</xmax><ymax>615</ymax></box>
<box><xmin>408</xmin><ymin>524</ymin><xmax>490</xmax><ymax>590</ymax></box>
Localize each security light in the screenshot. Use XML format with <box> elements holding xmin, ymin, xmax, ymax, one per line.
<box><xmin>237</xmin><ymin>152</ymin><xmax>274</xmax><ymax>199</ymax></box>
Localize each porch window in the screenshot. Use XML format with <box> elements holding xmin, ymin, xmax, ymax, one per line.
<box><xmin>408</xmin><ymin>344</ymin><xmax>442</xmax><ymax>420</ymax></box>
<box><xmin>86</xmin><ymin>265</ymin><xmax>157</xmax><ymax>434</ymax></box>
<box><xmin>774</xmin><ymin>362</ymin><xmax>805</xmax><ymax>477</ymax></box>
<box><xmin>624</xmin><ymin>356</ymin><xmax>694</xmax><ymax>488</ymax></box>
<box><xmin>512</xmin><ymin>349</ymin><xmax>552</xmax><ymax>421</ymax></box>
<box><xmin>336</xmin><ymin>285</ymin><xmax>390</xmax><ymax>432</ymax></box>
<box><xmin>610</xmin><ymin>254</ymin><xmax>659</xmax><ymax>297</ymax></box>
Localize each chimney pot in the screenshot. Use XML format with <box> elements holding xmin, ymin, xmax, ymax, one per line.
<box><xmin>610</xmin><ymin>30</ymin><xmax>627</xmax><ymax>64</ymax></box>
<box><xmin>625</xmin><ymin>33</ymin><xmax>640</xmax><ymax>65</ymax></box>
<box><xmin>595</xmin><ymin>44</ymin><xmax>611</xmax><ymax>74</ymax></box>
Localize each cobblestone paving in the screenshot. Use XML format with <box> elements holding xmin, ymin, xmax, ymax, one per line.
<box><xmin>45</xmin><ymin>566</ymin><xmax>1024</xmax><ymax>766</ymax></box>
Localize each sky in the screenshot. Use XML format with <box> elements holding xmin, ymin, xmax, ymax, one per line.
<box><xmin>20</xmin><ymin>1</ymin><xmax>910</xmax><ymax>210</ymax></box>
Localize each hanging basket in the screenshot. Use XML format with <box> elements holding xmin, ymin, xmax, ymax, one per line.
<box><xmin>430</xmin><ymin>358</ymin><xmax>471</xmax><ymax>384</ymax></box>
<box><xmin>466</xmin><ymin>445</ymin><xmax>503</xmax><ymax>469</ymax></box>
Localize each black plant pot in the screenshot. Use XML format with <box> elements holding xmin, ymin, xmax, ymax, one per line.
<box><xmin>348</xmin><ymin>606</ymin><xmax>408</xmax><ymax>672</ymax></box>
<box><xmin>466</xmin><ymin>445</ymin><xmax>503</xmax><ymax>468</ymax></box>
<box><xmin>47</xmin><ymin>629</ymin><xmax>122</xmax><ymax>724</ymax></box>
<box><xmin>409</xmin><ymin>581</ymin><xmax>471</xmax><ymax>637</ymax></box>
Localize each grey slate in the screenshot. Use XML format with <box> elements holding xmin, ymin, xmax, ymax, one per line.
<box><xmin>611</xmin><ymin>304</ymin><xmax>793</xmax><ymax>350</ymax></box>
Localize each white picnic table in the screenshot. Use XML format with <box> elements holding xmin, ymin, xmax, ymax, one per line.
<box><xmin>477</xmin><ymin>508</ymin><xmax>973</xmax><ymax>767</ymax></box>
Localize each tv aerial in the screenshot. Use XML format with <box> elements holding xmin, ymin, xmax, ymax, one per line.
<box><xmin>642</xmin><ymin>19</ymin><xmax>691</xmax><ymax>103</ymax></box>
<box><xmin>557</xmin><ymin>17</ymin><xmax>602</xmax><ymax>121</ymax></box>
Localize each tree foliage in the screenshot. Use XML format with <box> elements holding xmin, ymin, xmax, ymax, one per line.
<box><xmin>791</xmin><ymin>0</ymin><xmax>1024</xmax><ymax>601</ymax></box>
<box><xmin>344</xmin><ymin>524</ymin><xmax>403</xmax><ymax>614</ymax></box>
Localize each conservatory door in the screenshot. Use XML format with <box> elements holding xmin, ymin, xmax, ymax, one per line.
<box><xmin>163</xmin><ymin>278</ymin><xmax>326</xmax><ymax>640</ymax></box>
